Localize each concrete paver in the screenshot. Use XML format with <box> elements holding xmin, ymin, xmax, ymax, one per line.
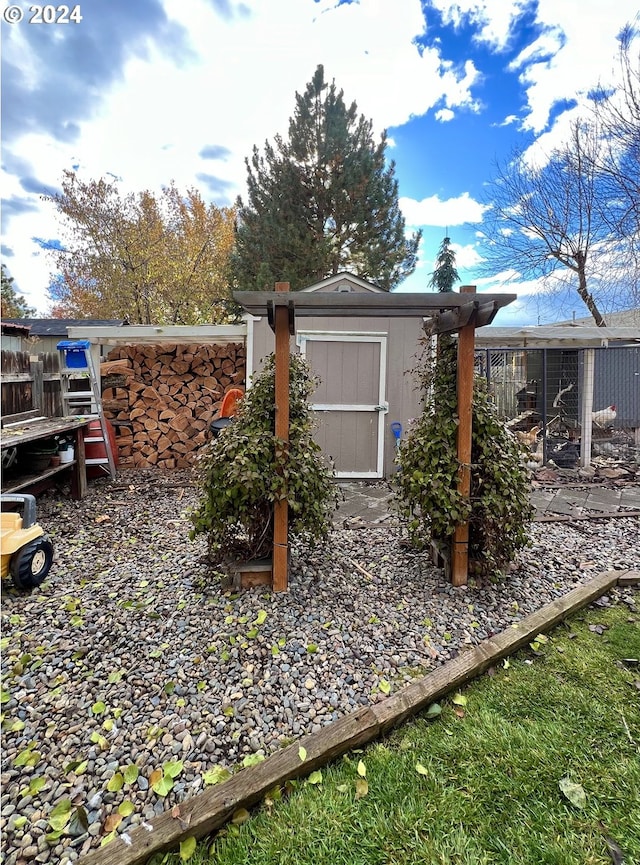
<box><xmin>335</xmin><ymin>482</ymin><xmax>640</xmax><ymax>525</ymax></box>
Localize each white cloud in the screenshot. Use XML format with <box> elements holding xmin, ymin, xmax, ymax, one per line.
<box><xmin>400</xmin><ymin>192</ymin><xmax>489</xmax><ymax>227</ymax></box>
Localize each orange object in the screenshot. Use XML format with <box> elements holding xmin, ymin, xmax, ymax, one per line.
<box><xmin>84</xmin><ymin>419</ymin><xmax>118</xmax><ymax>478</ymax></box>
<box><xmin>219</xmin><ymin>387</ymin><xmax>244</xmax><ymax>419</ymax></box>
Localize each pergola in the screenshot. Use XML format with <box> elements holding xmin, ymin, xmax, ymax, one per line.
<box><xmin>234</xmin><ymin>283</ymin><xmax>516</xmax><ymax>591</ymax></box>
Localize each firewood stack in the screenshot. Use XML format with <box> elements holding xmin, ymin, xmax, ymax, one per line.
<box><xmin>102</xmin><ymin>342</ymin><xmax>245</xmax><ymax>469</ymax></box>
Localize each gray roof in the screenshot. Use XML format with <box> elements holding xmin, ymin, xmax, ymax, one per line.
<box><xmin>2</xmin><ymin>318</ymin><xmax>128</xmax><ymax>336</ymax></box>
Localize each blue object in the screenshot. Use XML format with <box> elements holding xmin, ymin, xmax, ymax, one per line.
<box><xmin>390</xmin><ymin>421</ymin><xmax>403</xmax><ymax>442</ymax></box>
<box><xmin>57</xmin><ymin>340</ymin><xmax>91</xmax><ymax>368</ymax></box>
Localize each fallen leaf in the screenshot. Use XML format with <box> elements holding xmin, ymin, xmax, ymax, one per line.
<box><xmin>452</xmin><ymin>693</ymin><xmax>467</xmax><ymax>707</ymax></box>
<box><xmin>355</xmin><ymin>778</ymin><xmax>369</xmax><ymax>799</ymax></box>
<box><xmin>103</xmin><ymin>813</ymin><xmax>123</xmax><ymax>833</ymax></box>
<box><xmin>357</xmin><ymin>760</ymin><xmax>367</xmax><ymax>777</ymax></box>
<box><xmin>559</xmin><ymin>776</ymin><xmax>586</xmax><ymax>809</ymax></box>
<box><xmin>231</xmin><ymin>808</ymin><xmax>250</xmax><ymax>825</ymax></box>
<box><xmin>379</xmin><ymin>679</ymin><xmax>391</xmax><ymax>695</ymax></box>
<box><xmin>95</xmin><ymin>515</ymin><xmax>110</xmax><ymax>524</ymax></box>
<box><xmin>149</xmin><ymin>768</ymin><xmax>163</xmax><ymax>786</ymax></box>
<box><xmin>425</xmin><ymin>703</ymin><xmax>441</xmax><ymax>719</ymax></box>
<box><xmin>298</xmin><ymin>746</ymin><xmax>307</xmax><ymax>762</ymax></box>
<box><xmin>180</xmin><ymin>836</ymin><xmax>197</xmax><ymax>860</ymax></box>
<box><xmin>307</xmin><ymin>771</ymin><xmax>322</xmax><ymax>785</ymax></box>
<box><xmin>415</xmin><ymin>763</ymin><xmax>429</xmax><ymax>776</ymax></box>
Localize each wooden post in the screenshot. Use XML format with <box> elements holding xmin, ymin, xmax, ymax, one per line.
<box><xmin>273</xmin><ymin>282</ymin><xmax>290</xmax><ymax>592</ymax></box>
<box><xmin>579</xmin><ymin>348</ymin><xmax>594</xmax><ymax>468</ymax></box>
<box><xmin>451</xmin><ymin>285</ymin><xmax>476</xmax><ymax>587</ymax></box>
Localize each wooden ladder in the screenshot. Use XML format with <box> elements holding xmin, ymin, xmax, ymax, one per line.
<box><xmin>57</xmin><ymin>340</ymin><xmax>117</xmax><ymax>481</ymax></box>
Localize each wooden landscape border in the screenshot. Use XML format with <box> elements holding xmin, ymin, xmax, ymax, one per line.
<box><xmin>80</xmin><ymin>568</ymin><xmax>639</xmax><ymax>865</ymax></box>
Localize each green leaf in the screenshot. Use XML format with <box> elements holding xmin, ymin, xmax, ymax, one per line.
<box><xmin>242</xmin><ymin>753</ymin><xmax>265</xmax><ymax>767</ymax></box>
<box><xmin>163</xmin><ymin>760</ymin><xmax>184</xmax><ymax>779</ymax></box>
<box><xmin>298</xmin><ymin>746</ymin><xmax>307</xmax><ymax>762</ymax></box>
<box><xmin>452</xmin><ymin>693</ymin><xmax>467</xmax><ymax>707</ymax></box>
<box><xmin>246</xmin><ymin>629</ymin><xmax>259</xmax><ymax>639</ymax></box>
<box><xmin>49</xmin><ymin>799</ymin><xmax>72</xmax><ymax>832</ymax></box>
<box><xmin>379</xmin><ymin>679</ymin><xmax>391</xmax><ymax>695</ymax></box>
<box><xmin>357</xmin><ymin>760</ymin><xmax>367</xmax><ymax>777</ymax></box>
<box><xmin>203</xmin><ymin>766</ymin><xmax>231</xmax><ymax>786</ymax></box>
<box><xmin>152</xmin><ymin>775</ymin><xmax>174</xmax><ymax>797</ymax></box>
<box><xmin>102</xmin><ymin>718</ymin><xmax>115</xmax><ymax>732</ymax></box>
<box><xmin>100</xmin><ymin>831</ymin><xmax>116</xmax><ymax>847</ymax></box>
<box><xmin>29</xmin><ymin>776</ymin><xmax>46</xmax><ymax>795</ymax></box>
<box><xmin>14</xmin><ymin>815</ymin><xmax>28</xmax><ymax>829</ymax></box>
<box><xmin>559</xmin><ymin>776</ymin><xmax>586</xmax><ymax>809</ymax></box>
<box><xmin>306</xmin><ymin>644</ymin><xmax>318</xmax><ymax>654</ymax></box>
<box><xmin>91</xmin><ymin>701</ymin><xmax>106</xmax><ymax>715</ymax></box>
<box><xmin>307</xmin><ymin>771</ymin><xmax>322</xmax><ymax>785</ymax></box>
<box><xmin>123</xmin><ymin>765</ymin><xmax>139</xmax><ymax>785</ymax></box>
<box><xmin>416</xmin><ymin>762</ymin><xmax>429</xmax><ymax>776</ymax></box>
<box><xmin>336</xmin><ymin>783</ymin><xmax>349</xmax><ymax>793</ymax></box>
<box><xmin>255</xmin><ymin>610</ymin><xmax>268</xmax><ymax>625</ymax></box>
<box><xmin>180</xmin><ymin>836</ymin><xmax>197</xmax><ymax>860</ymax></box>
<box><xmin>425</xmin><ymin>703</ymin><xmax>442</xmax><ymax>719</ymax></box>
<box><xmin>118</xmin><ymin>800</ymin><xmax>135</xmax><ymax>817</ymax></box>
<box><xmin>107</xmin><ymin>772</ymin><xmax>124</xmax><ymax>792</ymax></box>
<box><xmin>223</xmin><ymin>705</ymin><xmax>234</xmax><ymax>717</ymax></box>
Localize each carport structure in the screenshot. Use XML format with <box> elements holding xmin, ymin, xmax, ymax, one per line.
<box><xmin>234</xmin><ymin>284</ymin><xmax>516</xmax><ymax>591</ymax></box>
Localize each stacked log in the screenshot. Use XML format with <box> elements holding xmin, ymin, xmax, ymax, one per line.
<box><xmin>103</xmin><ymin>343</ymin><xmax>245</xmax><ymax>469</ymax></box>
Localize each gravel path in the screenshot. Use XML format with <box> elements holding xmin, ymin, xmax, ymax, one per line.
<box><xmin>1</xmin><ymin>469</ymin><xmax>638</xmax><ymax>864</ymax></box>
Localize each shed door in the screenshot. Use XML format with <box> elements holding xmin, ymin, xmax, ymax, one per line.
<box><xmin>298</xmin><ymin>333</ymin><xmax>388</xmax><ymax>478</ymax></box>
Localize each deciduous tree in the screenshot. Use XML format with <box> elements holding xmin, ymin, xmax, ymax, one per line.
<box><xmin>478</xmin><ymin>123</ymin><xmax>612</xmax><ymax>325</ymax></box>
<box><xmin>232</xmin><ymin>65</ymin><xmax>421</xmax><ymax>291</ymax></box>
<box><xmin>45</xmin><ymin>172</ymin><xmax>236</xmax><ymax>324</ymax></box>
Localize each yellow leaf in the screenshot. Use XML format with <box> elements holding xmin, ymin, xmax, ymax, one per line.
<box><xmin>231</xmin><ymin>808</ymin><xmax>250</xmax><ymax>825</ymax></box>
<box><xmin>298</xmin><ymin>746</ymin><xmax>307</xmax><ymax>762</ymax></box>
<box><xmin>415</xmin><ymin>763</ymin><xmax>429</xmax><ymax>776</ymax></box>
<box><xmin>357</xmin><ymin>760</ymin><xmax>367</xmax><ymax>777</ymax></box>
<box><xmin>355</xmin><ymin>778</ymin><xmax>369</xmax><ymax>799</ymax></box>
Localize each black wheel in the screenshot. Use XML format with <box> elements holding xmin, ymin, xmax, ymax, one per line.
<box><xmin>10</xmin><ymin>536</ymin><xmax>54</xmax><ymax>590</ymax></box>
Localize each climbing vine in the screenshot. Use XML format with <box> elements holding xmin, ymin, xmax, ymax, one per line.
<box><xmin>190</xmin><ymin>353</ymin><xmax>339</xmax><ymax>565</ymax></box>
<box><xmin>394</xmin><ymin>338</ymin><xmax>533</xmax><ymax>577</ymax></box>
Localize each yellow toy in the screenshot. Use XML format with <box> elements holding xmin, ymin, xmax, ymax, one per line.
<box><xmin>1</xmin><ymin>495</ymin><xmax>53</xmax><ymax>590</ymax></box>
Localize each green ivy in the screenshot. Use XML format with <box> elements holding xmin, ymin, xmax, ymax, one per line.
<box><xmin>393</xmin><ymin>338</ymin><xmax>533</xmax><ymax>578</ymax></box>
<box><xmin>189</xmin><ymin>354</ymin><xmax>339</xmax><ymax>564</ymax></box>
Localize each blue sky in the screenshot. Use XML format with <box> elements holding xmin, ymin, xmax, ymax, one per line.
<box><xmin>1</xmin><ymin>0</ymin><xmax>638</xmax><ymax>325</ymax></box>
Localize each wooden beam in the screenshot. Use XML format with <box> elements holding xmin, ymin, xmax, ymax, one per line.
<box><xmin>451</xmin><ymin>285</ymin><xmax>476</xmax><ymax>587</ymax></box>
<box><xmin>78</xmin><ymin>569</ymin><xmax>622</xmax><ymax>865</ymax></box>
<box><xmin>273</xmin><ymin>282</ymin><xmax>290</xmax><ymax>592</ymax></box>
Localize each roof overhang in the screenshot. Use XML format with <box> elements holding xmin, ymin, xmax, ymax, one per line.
<box><xmin>233</xmin><ymin>290</ymin><xmax>516</xmax><ymax>335</ymax></box>
<box><xmin>475</xmin><ymin>325</ymin><xmax>640</xmax><ymax>349</ymax></box>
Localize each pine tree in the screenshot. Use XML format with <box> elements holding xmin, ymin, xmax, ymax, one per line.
<box><xmin>428</xmin><ymin>235</ymin><xmax>459</xmax><ymax>292</ymax></box>
<box><xmin>1</xmin><ymin>264</ymin><xmax>36</xmax><ymax>317</ymax></box>
<box><xmin>232</xmin><ymin>65</ymin><xmax>421</xmax><ymax>291</ymax></box>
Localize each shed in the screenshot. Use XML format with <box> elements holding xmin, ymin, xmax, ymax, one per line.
<box><xmin>250</xmin><ymin>272</ymin><xmax>427</xmax><ymax>479</ymax></box>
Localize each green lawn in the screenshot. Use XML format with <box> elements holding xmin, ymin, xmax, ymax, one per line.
<box><xmin>158</xmin><ymin>595</ymin><xmax>640</xmax><ymax>865</ymax></box>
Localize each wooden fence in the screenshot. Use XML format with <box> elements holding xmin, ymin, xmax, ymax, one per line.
<box><xmin>1</xmin><ymin>350</ymin><xmax>62</xmax><ymax>425</ymax></box>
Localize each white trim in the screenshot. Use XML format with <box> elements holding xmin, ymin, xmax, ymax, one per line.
<box><xmin>67</xmin><ymin>324</ymin><xmax>247</xmax><ymax>344</ymax></box>
<box><xmin>244</xmin><ymin>314</ymin><xmax>256</xmax><ymax>390</ymax></box>
<box><xmin>299</xmin><ymin>272</ymin><xmax>385</xmax><ymax>293</ymax></box>
<box><xmin>299</xmin><ymin>331</ymin><xmax>387</xmax><ymax>478</ymax></box>
<box><xmin>296</xmin><ymin>330</ymin><xmax>386</xmax><ymax>346</ymax></box>
<box><xmin>335</xmin><ymin>470</ymin><xmax>381</xmax><ymax>479</ymax></box>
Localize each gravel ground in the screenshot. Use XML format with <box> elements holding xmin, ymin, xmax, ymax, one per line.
<box><xmin>1</xmin><ymin>469</ymin><xmax>639</xmax><ymax>864</ymax></box>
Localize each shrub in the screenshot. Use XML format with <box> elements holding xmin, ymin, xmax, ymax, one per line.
<box><xmin>393</xmin><ymin>338</ymin><xmax>533</xmax><ymax>577</ymax></box>
<box><xmin>189</xmin><ymin>353</ymin><xmax>339</xmax><ymax>564</ymax></box>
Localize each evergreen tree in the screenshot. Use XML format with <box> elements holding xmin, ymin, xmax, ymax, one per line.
<box><xmin>428</xmin><ymin>235</ymin><xmax>459</xmax><ymax>292</ymax></box>
<box><xmin>232</xmin><ymin>65</ymin><xmax>421</xmax><ymax>291</ymax></box>
<box><xmin>1</xmin><ymin>264</ymin><xmax>36</xmax><ymax>317</ymax></box>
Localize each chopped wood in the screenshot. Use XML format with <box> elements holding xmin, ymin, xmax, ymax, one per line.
<box><xmin>103</xmin><ymin>342</ymin><xmax>245</xmax><ymax>470</ymax></box>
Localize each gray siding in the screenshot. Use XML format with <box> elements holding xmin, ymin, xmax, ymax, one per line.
<box><xmin>251</xmin><ymin>314</ymin><xmax>424</xmax><ymax>478</ymax></box>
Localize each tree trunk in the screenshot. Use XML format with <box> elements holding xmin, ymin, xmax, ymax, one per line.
<box><xmin>576</xmin><ymin>262</ymin><xmax>607</xmax><ymax>326</ymax></box>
